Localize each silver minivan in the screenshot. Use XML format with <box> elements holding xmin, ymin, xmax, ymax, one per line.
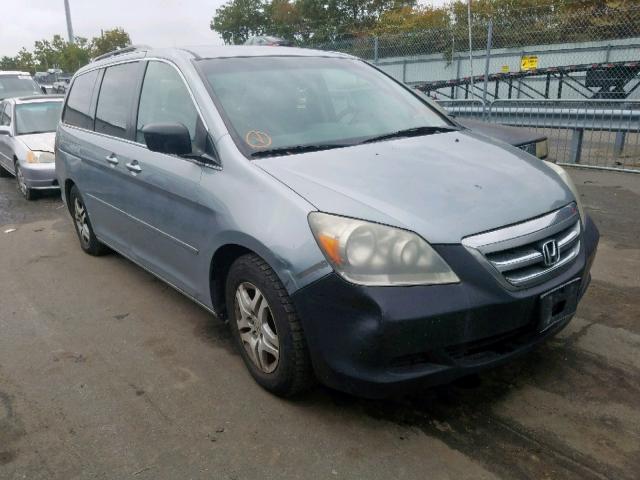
<box><xmin>56</xmin><ymin>46</ymin><xmax>599</xmax><ymax>398</ymax></box>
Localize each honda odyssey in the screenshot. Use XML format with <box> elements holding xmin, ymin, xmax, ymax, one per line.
<box><xmin>55</xmin><ymin>46</ymin><xmax>599</xmax><ymax>398</ymax></box>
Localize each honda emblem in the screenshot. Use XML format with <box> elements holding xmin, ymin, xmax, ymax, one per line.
<box><xmin>542</xmin><ymin>239</ymin><xmax>561</xmax><ymax>267</ymax></box>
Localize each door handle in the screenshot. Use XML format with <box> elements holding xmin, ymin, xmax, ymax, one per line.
<box><xmin>105</xmin><ymin>154</ymin><xmax>119</xmax><ymax>165</ymax></box>
<box><xmin>125</xmin><ymin>161</ymin><xmax>142</xmax><ymax>174</ymax></box>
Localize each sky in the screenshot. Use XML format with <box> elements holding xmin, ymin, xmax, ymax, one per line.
<box><xmin>2</xmin><ymin>0</ymin><xmax>226</xmax><ymax>57</ymax></box>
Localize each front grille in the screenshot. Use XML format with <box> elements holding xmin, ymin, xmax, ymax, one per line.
<box><xmin>486</xmin><ymin>220</ymin><xmax>580</xmax><ymax>286</ymax></box>
<box><xmin>462</xmin><ymin>204</ymin><xmax>581</xmax><ymax>288</ymax></box>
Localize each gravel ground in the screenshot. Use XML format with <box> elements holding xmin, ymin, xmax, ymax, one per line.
<box><xmin>0</xmin><ymin>167</ymin><xmax>638</xmax><ymax>480</ymax></box>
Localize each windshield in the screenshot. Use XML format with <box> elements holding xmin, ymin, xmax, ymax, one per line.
<box><xmin>0</xmin><ymin>76</ymin><xmax>42</xmax><ymax>100</ymax></box>
<box><xmin>15</xmin><ymin>101</ymin><xmax>62</xmax><ymax>135</ymax></box>
<box><xmin>198</xmin><ymin>56</ymin><xmax>450</xmax><ymax>156</ymax></box>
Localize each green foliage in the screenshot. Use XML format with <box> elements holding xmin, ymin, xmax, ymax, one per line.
<box><xmin>91</xmin><ymin>28</ymin><xmax>132</xmax><ymax>57</ymax></box>
<box><xmin>209</xmin><ymin>0</ymin><xmax>639</xmax><ymax>53</ymax></box>
<box><xmin>1</xmin><ymin>28</ymin><xmax>131</xmax><ymax>75</ymax></box>
<box><xmin>210</xmin><ymin>0</ymin><xmax>417</xmax><ymax>44</ymax></box>
<box><xmin>210</xmin><ymin>0</ymin><xmax>269</xmax><ymax>44</ymax></box>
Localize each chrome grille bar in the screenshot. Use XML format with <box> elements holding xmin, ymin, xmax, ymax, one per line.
<box><xmin>462</xmin><ymin>204</ymin><xmax>582</xmax><ymax>289</ymax></box>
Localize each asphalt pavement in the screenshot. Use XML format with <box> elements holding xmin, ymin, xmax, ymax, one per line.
<box><xmin>0</xmin><ymin>168</ymin><xmax>638</xmax><ymax>479</ymax></box>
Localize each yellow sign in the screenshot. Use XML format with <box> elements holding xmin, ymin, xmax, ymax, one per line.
<box><xmin>521</xmin><ymin>55</ymin><xmax>538</xmax><ymax>71</ymax></box>
<box><xmin>501</xmin><ymin>65</ymin><xmax>510</xmax><ymax>73</ymax></box>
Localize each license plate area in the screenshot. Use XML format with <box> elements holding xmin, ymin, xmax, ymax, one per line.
<box><xmin>539</xmin><ymin>278</ymin><xmax>581</xmax><ymax>332</ymax></box>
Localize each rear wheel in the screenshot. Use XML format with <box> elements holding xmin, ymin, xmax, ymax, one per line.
<box><xmin>15</xmin><ymin>163</ymin><xmax>35</xmax><ymax>200</ymax></box>
<box><xmin>226</xmin><ymin>254</ymin><xmax>314</xmax><ymax>397</ymax></box>
<box><xmin>69</xmin><ymin>185</ymin><xmax>109</xmax><ymax>256</ymax></box>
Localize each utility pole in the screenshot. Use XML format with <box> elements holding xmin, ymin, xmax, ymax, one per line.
<box><xmin>64</xmin><ymin>0</ymin><xmax>75</xmax><ymax>44</ymax></box>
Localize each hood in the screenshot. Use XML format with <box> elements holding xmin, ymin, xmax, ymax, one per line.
<box><xmin>256</xmin><ymin>131</ymin><xmax>574</xmax><ymax>244</ymax></box>
<box><xmin>17</xmin><ymin>132</ymin><xmax>55</xmax><ymax>152</ymax></box>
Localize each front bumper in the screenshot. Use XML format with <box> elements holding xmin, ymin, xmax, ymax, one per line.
<box><xmin>291</xmin><ymin>215</ymin><xmax>599</xmax><ymax>398</ymax></box>
<box><xmin>19</xmin><ymin>161</ymin><xmax>59</xmax><ymax>189</ymax></box>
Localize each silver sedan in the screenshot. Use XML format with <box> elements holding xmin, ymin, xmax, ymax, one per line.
<box><xmin>0</xmin><ymin>95</ymin><xmax>63</xmax><ymax>200</ymax></box>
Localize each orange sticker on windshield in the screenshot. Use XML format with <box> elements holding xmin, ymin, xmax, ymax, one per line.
<box><xmin>245</xmin><ymin>130</ymin><xmax>272</xmax><ymax>149</ymax></box>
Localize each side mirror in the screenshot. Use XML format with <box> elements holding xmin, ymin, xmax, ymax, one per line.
<box><xmin>142</xmin><ymin>122</ymin><xmax>191</xmax><ymax>156</ymax></box>
<box><xmin>0</xmin><ymin>126</ymin><xmax>11</xmax><ymax>136</ymax></box>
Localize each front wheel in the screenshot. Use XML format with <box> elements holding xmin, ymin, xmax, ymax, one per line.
<box><xmin>226</xmin><ymin>254</ymin><xmax>314</xmax><ymax>397</ymax></box>
<box><xmin>69</xmin><ymin>185</ymin><xmax>109</xmax><ymax>256</ymax></box>
<box><xmin>15</xmin><ymin>164</ymin><xmax>35</xmax><ymax>200</ymax></box>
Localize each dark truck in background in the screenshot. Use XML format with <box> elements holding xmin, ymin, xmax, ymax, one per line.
<box><xmin>456</xmin><ymin>117</ymin><xmax>548</xmax><ymax>159</ymax></box>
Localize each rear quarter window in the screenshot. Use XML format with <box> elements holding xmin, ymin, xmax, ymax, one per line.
<box><xmin>63</xmin><ymin>70</ymin><xmax>100</xmax><ymax>130</ymax></box>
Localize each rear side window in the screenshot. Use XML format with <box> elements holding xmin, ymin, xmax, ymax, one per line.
<box><xmin>63</xmin><ymin>70</ymin><xmax>99</xmax><ymax>129</ymax></box>
<box><xmin>95</xmin><ymin>62</ymin><xmax>140</xmax><ymax>139</ymax></box>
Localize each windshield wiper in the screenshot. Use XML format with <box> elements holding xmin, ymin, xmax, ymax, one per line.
<box><xmin>250</xmin><ymin>143</ymin><xmax>350</xmax><ymax>158</ymax></box>
<box><xmin>361</xmin><ymin>125</ymin><xmax>459</xmax><ymax>144</ymax></box>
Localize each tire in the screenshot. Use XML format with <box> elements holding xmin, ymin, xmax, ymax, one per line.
<box><xmin>69</xmin><ymin>185</ymin><xmax>109</xmax><ymax>256</ymax></box>
<box><xmin>15</xmin><ymin>163</ymin><xmax>36</xmax><ymax>200</ymax></box>
<box><xmin>0</xmin><ymin>163</ymin><xmax>10</xmax><ymax>177</ymax></box>
<box><xmin>226</xmin><ymin>253</ymin><xmax>314</xmax><ymax>397</ymax></box>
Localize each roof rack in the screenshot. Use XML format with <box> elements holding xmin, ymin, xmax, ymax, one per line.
<box><xmin>92</xmin><ymin>45</ymin><xmax>151</xmax><ymax>63</ymax></box>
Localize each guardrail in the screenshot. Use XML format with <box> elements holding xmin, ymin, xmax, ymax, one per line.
<box><xmin>440</xmin><ymin>99</ymin><xmax>640</xmax><ymax>172</ymax></box>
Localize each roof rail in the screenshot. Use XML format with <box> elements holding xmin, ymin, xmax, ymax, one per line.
<box><xmin>17</xmin><ymin>94</ymin><xmax>65</xmax><ymax>102</ymax></box>
<box><xmin>92</xmin><ymin>45</ymin><xmax>151</xmax><ymax>63</ymax></box>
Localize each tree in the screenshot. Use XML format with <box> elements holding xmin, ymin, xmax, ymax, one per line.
<box><xmin>210</xmin><ymin>0</ymin><xmax>268</xmax><ymax>44</ymax></box>
<box><xmin>370</xmin><ymin>5</ymin><xmax>450</xmax><ymax>35</ymax></box>
<box><xmin>91</xmin><ymin>28</ymin><xmax>131</xmax><ymax>57</ymax></box>
<box><xmin>15</xmin><ymin>48</ymin><xmax>36</xmax><ymax>74</ymax></box>
<box><xmin>210</xmin><ymin>0</ymin><xmax>417</xmax><ymax>44</ymax></box>
<box><xmin>0</xmin><ymin>56</ymin><xmax>19</xmax><ymax>70</ymax></box>
<box><xmin>1</xmin><ymin>28</ymin><xmax>132</xmax><ymax>76</ymax></box>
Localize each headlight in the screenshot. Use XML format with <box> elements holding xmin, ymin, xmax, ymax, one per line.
<box><xmin>308</xmin><ymin>212</ymin><xmax>459</xmax><ymax>286</ymax></box>
<box><xmin>544</xmin><ymin>161</ymin><xmax>585</xmax><ymax>225</ymax></box>
<box><xmin>26</xmin><ymin>151</ymin><xmax>55</xmax><ymax>164</ymax></box>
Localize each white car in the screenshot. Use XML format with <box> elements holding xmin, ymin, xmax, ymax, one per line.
<box><xmin>0</xmin><ymin>71</ymin><xmax>44</xmax><ymax>100</ymax></box>
<box><xmin>0</xmin><ymin>95</ymin><xmax>63</xmax><ymax>200</ymax></box>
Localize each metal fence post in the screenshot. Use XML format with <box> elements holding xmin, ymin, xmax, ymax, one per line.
<box><xmin>402</xmin><ymin>59</ymin><xmax>407</xmax><ymax>83</ymax></box>
<box><xmin>373</xmin><ymin>37</ymin><xmax>379</xmax><ymax>64</ymax></box>
<box><xmin>614</xmin><ymin>131</ymin><xmax>626</xmax><ymax>156</ymax></box>
<box><xmin>482</xmin><ymin>20</ymin><xmax>493</xmax><ymax>115</ymax></box>
<box><xmin>570</xmin><ymin>129</ymin><xmax>584</xmax><ymax>164</ymax></box>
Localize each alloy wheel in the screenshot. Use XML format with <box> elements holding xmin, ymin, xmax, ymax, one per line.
<box><xmin>234</xmin><ymin>282</ymin><xmax>280</xmax><ymax>373</ymax></box>
<box><xmin>16</xmin><ymin>165</ymin><xmax>27</xmax><ymax>196</ymax></box>
<box><xmin>74</xmin><ymin>197</ymin><xmax>91</xmax><ymax>246</ymax></box>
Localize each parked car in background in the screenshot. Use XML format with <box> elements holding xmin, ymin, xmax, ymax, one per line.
<box><xmin>0</xmin><ymin>71</ymin><xmax>45</xmax><ymax>100</ymax></box>
<box><xmin>414</xmin><ymin>90</ymin><xmax>549</xmax><ymax>159</ymax></box>
<box><xmin>244</xmin><ymin>35</ymin><xmax>292</xmax><ymax>46</ymax></box>
<box><xmin>52</xmin><ymin>75</ymin><xmax>72</xmax><ymax>94</ymax></box>
<box><xmin>35</xmin><ymin>69</ymin><xmax>72</xmax><ymax>94</ymax></box>
<box><xmin>455</xmin><ymin>117</ymin><xmax>548</xmax><ymax>159</ymax></box>
<box><xmin>0</xmin><ymin>95</ymin><xmax>63</xmax><ymax>200</ymax></box>
<box><xmin>56</xmin><ymin>46</ymin><xmax>598</xmax><ymax>398</ymax></box>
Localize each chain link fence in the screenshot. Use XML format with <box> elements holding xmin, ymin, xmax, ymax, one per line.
<box><xmin>307</xmin><ymin>5</ymin><xmax>640</xmax><ymax>172</ymax></box>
